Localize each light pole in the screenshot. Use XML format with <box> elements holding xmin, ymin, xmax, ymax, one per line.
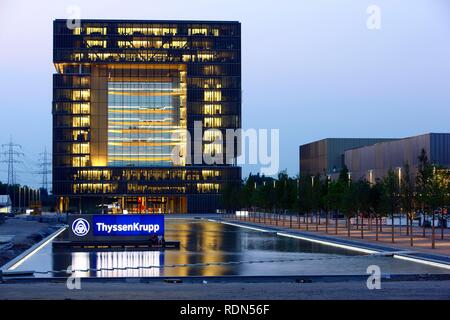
<box><xmin>368</xmin><ymin>169</ymin><xmax>374</xmax><ymax>185</ymax></box>
<box><xmin>397</xmin><ymin>166</ymin><xmax>402</xmax><ymax>229</ymax></box>
<box><xmin>18</xmin><ymin>186</ymin><xmax>21</xmax><ymax>213</ymax></box>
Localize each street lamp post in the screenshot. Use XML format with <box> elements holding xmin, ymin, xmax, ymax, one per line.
<box><xmin>397</xmin><ymin>167</ymin><xmax>402</xmax><ymax>234</ymax></box>
<box><xmin>18</xmin><ymin>186</ymin><xmax>21</xmax><ymax>213</ymax></box>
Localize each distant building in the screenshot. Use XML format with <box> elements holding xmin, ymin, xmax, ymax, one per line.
<box><xmin>0</xmin><ymin>195</ymin><xmax>12</xmax><ymax>214</ymax></box>
<box><xmin>299</xmin><ymin>138</ymin><xmax>395</xmax><ymax>177</ymax></box>
<box><xmin>345</xmin><ymin>133</ymin><xmax>450</xmax><ymax>183</ymax></box>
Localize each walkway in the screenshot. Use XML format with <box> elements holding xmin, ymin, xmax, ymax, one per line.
<box><xmin>221</xmin><ymin>214</ymin><xmax>450</xmax><ymax>266</ymax></box>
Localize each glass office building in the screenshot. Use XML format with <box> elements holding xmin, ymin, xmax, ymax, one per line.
<box><xmin>52</xmin><ymin>20</ymin><xmax>241</xmax><ymax>214</ymax></box>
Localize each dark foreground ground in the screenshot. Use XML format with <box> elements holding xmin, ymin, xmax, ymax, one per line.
<box><xmin>1</xmin><ymin>280</ymin><xmax>450</xmax><ymax>300</ymax></box>
<box><xmin>0</xmin><ymin>217</ymin><xmax>56</xmax><ymax>267</ymax></box>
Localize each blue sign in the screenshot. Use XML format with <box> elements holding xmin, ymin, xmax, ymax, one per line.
<box><xmin>92</xmin><ymin>215</ymin><xmax>164</xmax><ymax>236</ymax></box>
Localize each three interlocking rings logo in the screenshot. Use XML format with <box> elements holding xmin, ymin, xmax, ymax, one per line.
<box><xmin>72</xmin><ymin>218</ymin><xmax>90</xmax><ymax>237</ymax></box>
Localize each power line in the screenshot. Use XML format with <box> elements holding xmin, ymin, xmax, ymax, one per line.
<box><xmin>1</xmin><ymin>136</ymin><xmax>24</xmax><ymax>185</ymax></box>
<box><xmin>38</xmin><ymin>147</ymin><xmax>52</xmax><ymax>191</ymax></box>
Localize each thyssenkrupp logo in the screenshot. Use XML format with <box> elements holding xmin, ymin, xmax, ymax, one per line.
<box><xmin>72</xmin><ymin>218</ymin><xmax>90</xmax><ymax>237</ymax></box>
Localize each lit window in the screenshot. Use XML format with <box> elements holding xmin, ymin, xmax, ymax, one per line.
<box><xmin>117</xmin><ymin>27</ymin><xmax>177</xmax><ymax>36</ymax></box>
<box><xmin>196</xmin><ymin>53</ymin><xmax>214</xmax><ymax>62</ymax></box>
<box><xmin>72</xmin><ymin>90</ymin><xmax>90</xmax><ymax>101</ymax></box>
<box><xmin>71</xmin><ymin>53</ymin><xmax>83</xmax><ymax>61</ymax></box>
<box><xmin>204</xmin><ymin>117</ymin><xmax>222</xmax><ymax>128</ymax></box>
<box><xmin>72</xmin><ymin>130</ymin><xmax>89</xmax><ymax>141</ymax></box>
<box><xmin>202</xmin><ymin>170</ymin><xmax>220</xmax><ymax>179</ymax></box>
<box><xmin>189</xmin><ymin>28</ymin><xmax>208</xmax><ymax>36</ymax></box>
<box><xmin>72</xmin><ymin>155</ymin><xmax>90</xmax><ymax>167</ymax></box>
<box><xmin>203</xmin><ymin>104</ymin><xmax>222</xmax><ymax>115</ymax></box>
<box><xmin>86</xmin><ymin>40</ymin><xmax>106</xmax><ymax>48</ymax></box>
<box><xmin>197</xmin><ymin>183</ymin><xmax>220</xmax><ymax>193</ymax></box>
<box><xmin>204</xmin><ymin>130</ymin><xmax>222</xmax><ymax>142</ymax></box>
<box><xmin>73</xmin><ymin>103</ymin><xmax>90</xmax><ymax>114</ymax></box>
<box><xmin>204</xmin><ymin>90</ymin><xmax>222</xmax><ymax>102</ymax></box>
<box><xmin>86</xmin><ymin>27</ymin><xmax>106</xmax><ymax>35</ymax></box>
<box><xmin>171</xmin><ymin>40</ymin><xmax>187</xmax><ymax>48</ymax></box>
<box><xmin>72</xmin><ymin>143</ymin><xmax>90</xmax><ymax>154</ymax></box>
<box><xmin>204</xmin><ymin>144</ymin><xmax>222</xmax><ymax>155</ymax></box>
<box><xmin>72</xmin><ymin>116</ymin><xmax>90</xmax><ymax>127</ymax></box>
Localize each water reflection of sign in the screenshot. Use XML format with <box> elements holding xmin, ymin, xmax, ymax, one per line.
<box><xmin>95</xmin><ymin>251</ymin><xmax>161</xmax><ymax>277</ymax></box>
<box><xmin>92</xmin><ymin>215</ymin><xmax>164</xmax><ymax>236</ymax></box>
<box><xmin>70</xmin><ymin>251</ymin><xmax>162</xmax><ymax>278</ymax></box>
<box><xmin>72</xmin><ymin>218</ymin><xmax>90</xmax><ymax>237</ymax></box>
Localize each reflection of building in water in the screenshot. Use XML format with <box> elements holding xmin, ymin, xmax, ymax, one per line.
<box><xmin>164</xmin><ymin>221</ymin><xmax>230</xmax><ymax>276</ymax></box>
<box><xmin>70</xmin><ymin>251</ymin><xmax>162</xmax><ymax>277</ymax></box>
<box><xmin>199</xmin><ymin>221</ymin><xmax>227</xmax><ymax>276</ymax></box>
<box><xmin>57</xmin><ymin>221</ymin><xmax>247</xmax><ymax>278</ymax></box>
<box><xmin>95</xmin><ymin>251</ymin><xmax>162</xmax><ymax>277</ymax></box>
<box><xmin>71</xmin><ymin>252</ymin><xmax>90</xmax><ymax>278</ymax></box>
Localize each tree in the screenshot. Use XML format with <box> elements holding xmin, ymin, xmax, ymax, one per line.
<box><xmin>354</xmin><ymin>180</ymin><xmax>371</xmax><ymax>239</ymax></box>
<box><xmin>416</xmin><ymin>149</ymin><xmax>433</xmax><ymax>237</ymax></box>
<box><xmin>341</xmin><ymin>181</ymin><xmax>357</xmax><ymax>237</ymax></box>
<box><xmin>310</xmin><ymin>174</ymin><xmax>323</xmax><ymax>231</ymax></box>
<box><xmin>326</xmin><ymin>179</ymin><xmax>345</xmax><ymax>235</ymax></box>
<box><xmin>298</xmin><ymin>174</ymin><xmax>314</xmax><ymax>230</ymax></box>
<box><xmin>274</xmin><ymin>170</ymin><xmax>297</xmax><ymax>223</ymax></box>
<box><xmin>401</xmin><ymin>163</ymin><xmax>415</xmax><ymax>246</ymax></box>
<box><xmin>220</xmin><ymin>181</ymin><xmax>242</xmax><ymax>213</ymax></box>
<box><xmin>241</xmin><ymin>174</ymin><xmax>256</xmax><ymax>210</ymax></box>
<box><xmin>425</xmin><ymin>166</ymin><xmax>448</xmax><ymax>248</ymax></box>
<box><xmin>369</xmin><ymin>180</ymin><xmax>383</xmax><ymax>241</ymax></box>
<box><xmin>381</xmin><ymin>169</ymin><xmax>400</xmax><ymax>243</ymax></box>
<box><xmin>251</xmin><ymin>174</ymin><xmax>276</xmax><ymax>214</ymax></box>
<box><xmin>321</xmin><ymin>175</ymin><xmax>331</xmax><ymax>233</ymax></box>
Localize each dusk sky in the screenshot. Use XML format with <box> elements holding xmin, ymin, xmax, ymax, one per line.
<box><xmin>0</xmin><ymin>0</ymin><xmax>449</xmax><ymax>188</ymax></box>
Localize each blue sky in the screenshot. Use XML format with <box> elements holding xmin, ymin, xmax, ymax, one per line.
<box><xmin>0</xmin><ymin>0</ymin><xmax>449</xmax><ymax>187</ymax></box>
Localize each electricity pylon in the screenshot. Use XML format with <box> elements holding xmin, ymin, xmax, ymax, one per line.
<box><xmin>1</xmin><ymin>136</ymin><xmax>24</xmax><ymax>185</ymax></box>
<box><xmin>38</xmin><ymin>147</ymin><xmax>52</xmax><ymax>191</ymax></box>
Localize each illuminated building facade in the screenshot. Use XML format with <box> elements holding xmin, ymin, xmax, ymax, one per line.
<box><xmin>53</xmin><ymin>20</ymin><xmax>241</xmax><ymax>213</ymax></box>
<box><xmin>345</xmin><ymin>133</ymin><xmax>450</xmax><ymax>183</ymax></box>
<box><xmin>299</xmin><ymin>138</ymin><xmax>395</xmax><ymax>178</ymax></box>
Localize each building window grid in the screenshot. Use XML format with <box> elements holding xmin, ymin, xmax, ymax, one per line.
<box><xmin>53</xmin><ymin>20</ymin><xmax>241</xmax><ymax>212</ymax></box>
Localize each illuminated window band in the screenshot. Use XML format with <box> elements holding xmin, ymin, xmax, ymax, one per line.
<box><xmin>107</xmin><ymin>76</ymin><xmax>186</xmax><ymax>167</ymax></box>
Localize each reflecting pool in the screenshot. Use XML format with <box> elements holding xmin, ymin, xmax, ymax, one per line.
<box><xmin>10</xmin><ymin>219</ymin><xmax>449</xmax><ymax>277</ymax></box>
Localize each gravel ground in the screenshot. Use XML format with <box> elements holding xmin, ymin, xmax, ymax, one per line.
<box><xmin>1</xmin><ymin>280</ymin><xmax>450</xmax><ymax>300</ymax></box>
<box><xmin>0</xmin><ymin>218</ymin><xmax>53</xmax><ymax>267</ymax></box>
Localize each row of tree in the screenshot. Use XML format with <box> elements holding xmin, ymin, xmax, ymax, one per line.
<box><xmin>221</xmin><ymin>149</ymin><xmax>450</xmax><ymax>248</ymax></box>
<box><xmin>0</xmin><ymin>181</ymin><xmax>55</xmax><ymax>212</ymax></box>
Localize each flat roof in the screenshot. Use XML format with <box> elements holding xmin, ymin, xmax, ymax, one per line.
<box><xmin>343</xmin><ymin>132</ymin><xmax>450</xmax><ymax>152</ymax></box>
<box><xmin>54</xmin><ymin>19</ymin><xmax>240</xmax><ymax>24</ymax></box>
<box><xmin>300</xmin><ymin>137</ymin><xmax>397</xmax><ymax>147</ymax></box>
<box><xmin>301</xmin><ymin>133</ymin><xmax>450</xmax><ymax>148</ymax></box>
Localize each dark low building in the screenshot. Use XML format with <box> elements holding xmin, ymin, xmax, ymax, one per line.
<box><xmin>52</xmin><ymin>19</ymin><xmax>242</xmax><ymax>214</ymax></box>
<box><xmin>345</xmin><ymin>133</ymin><xmax>450</xmax><ymax>183</ymax></box>
<box><xmin>299</xmin><ymin>138</ymin><xmax>395</xmax><ymax>177</ymax></box>
<box><xmin>0</xmin><ymin>195</ymin><xmax>12</xmax><ymax>214</ymax></box>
